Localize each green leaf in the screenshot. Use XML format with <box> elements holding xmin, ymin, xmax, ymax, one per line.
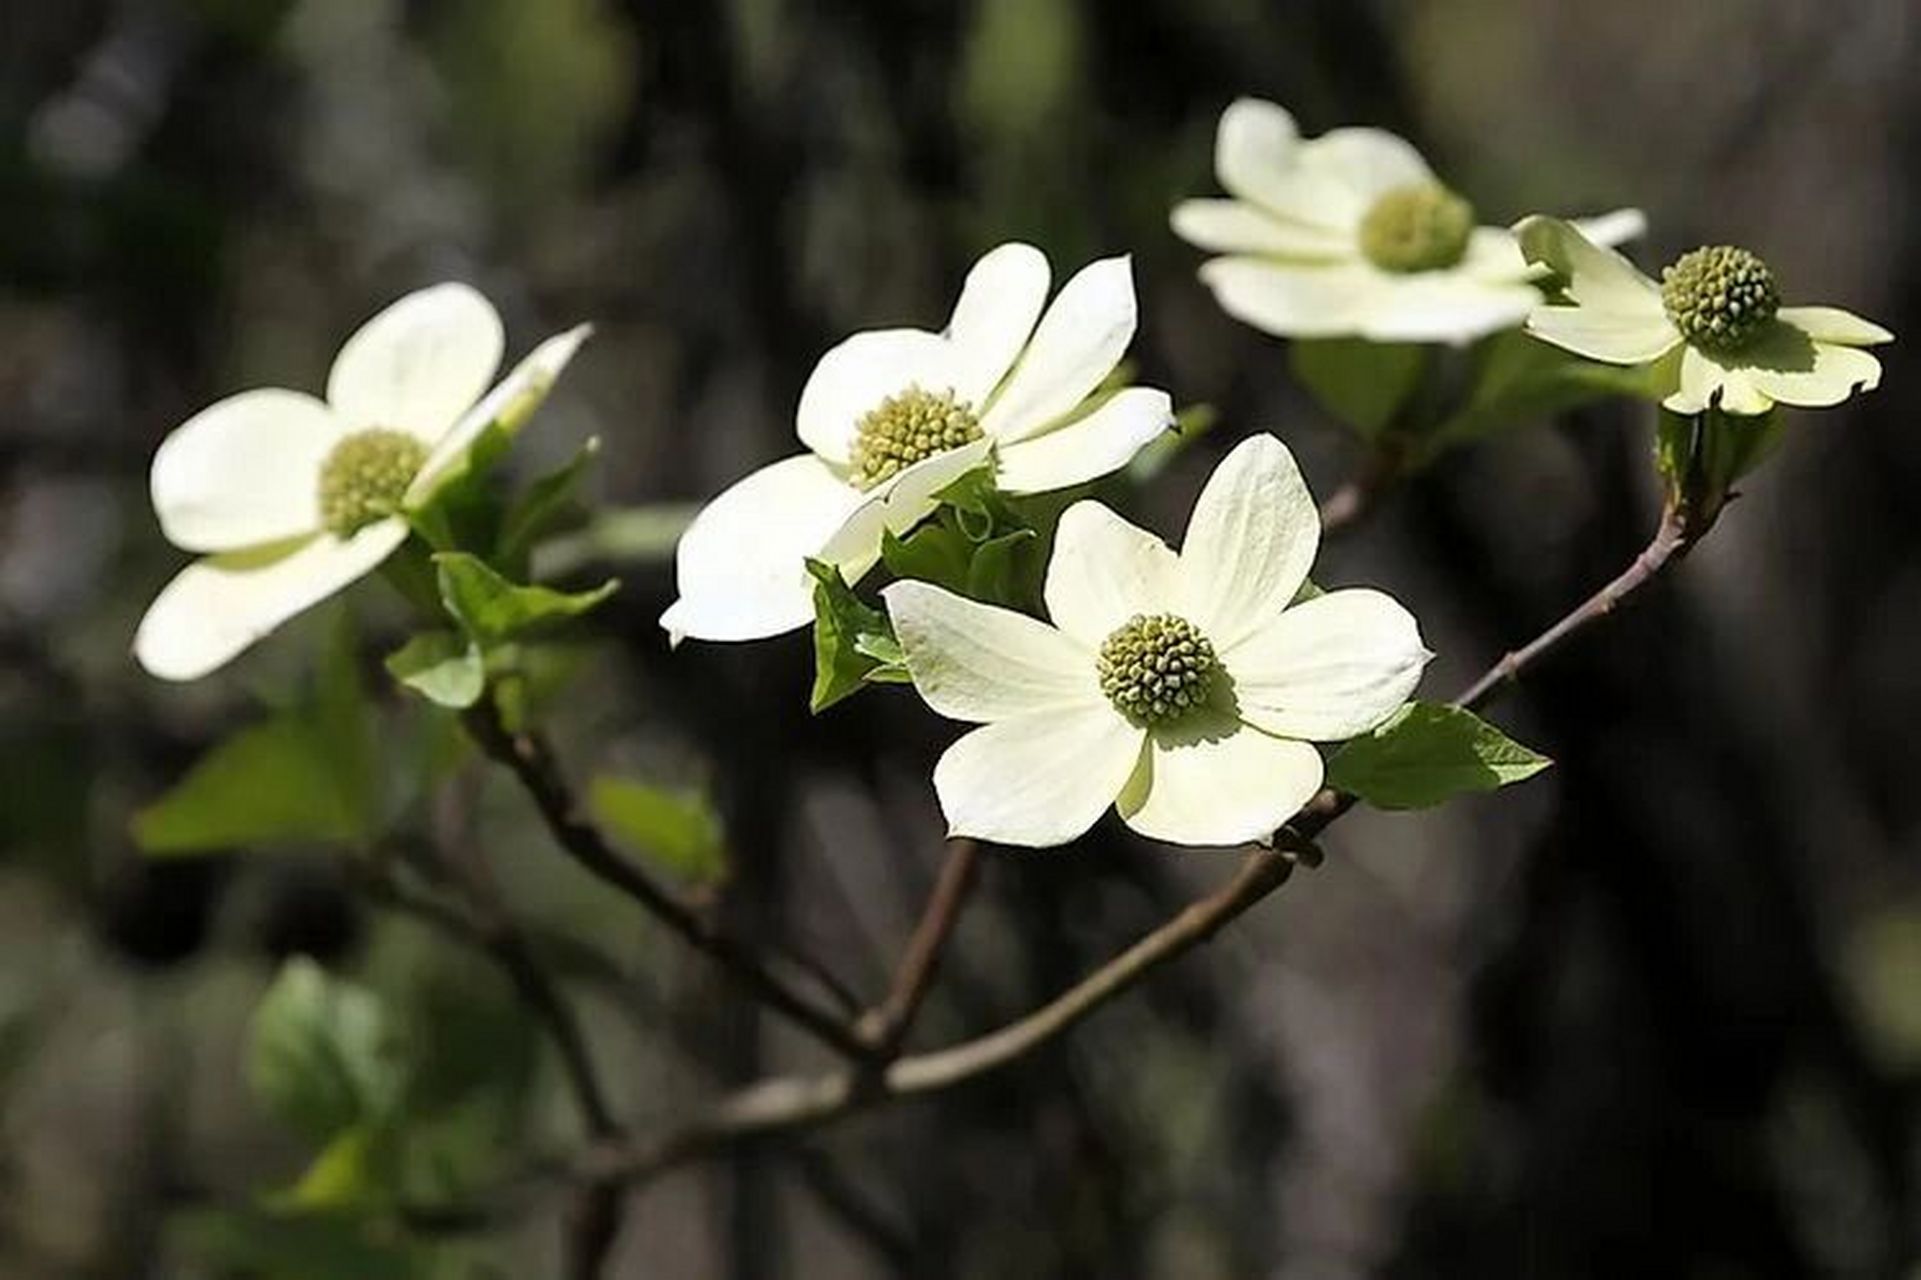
<box><xmin>965</xmin><ymin>527</ymin><xmax>1039</xmax><ymax>607</ymax></box>
<box><xmin>434</xmin><ymin>551</ymin><xmax>617</xmax><ymax>644</ymax></box>
<box><xmin>172</xmin><ymin>1207</ymin><xmax>426</xmax><ymax>1280</ymax></box>
<box><xmin>852</xmin><ymin>630</ymin><xmax>911</xmax><ymax>682</ymax></box>
<box><xmin>589</xmin><ymin>777</ymin><xmax>727</xmax><ymax>882</ymax></box>
<box><xmin>276</xmin><ymin>1127</ymin><xmax>394</xmax><ymax>1212</ymax></box>
<box><xmin>806</xmin><ymin>558</ymin><xmax>899</xmax><ymax>712</ymax></box>
<box><xmin>248</xmin><ymin>958</ymin><xmax>406</xmax><ymax>1145</ymax></box>
<box><xmin>497</xmin><ymin>436</ymin><xmax>600</xmax><ymax>572</ymax></box>
<box><xmin>880</xmin><ymin>522</ymin><xmax>973</xmax><ymax>589</ymax></box>
<box><xmin>133</xmin><ymin>716</ymin><xmax>371</xmax><ymax>855</ymax></box>
<box><xmin>384</xmin><ymin>632</ymin><xmax>485</xmax><ymax>708</ymax></box>
<box><xmin>1426</xmin><ymin>330</ymin><xmax>1663</xmax><ymax>454</ymax></box>
<box><xmin>1326</xmin><ymin>702</ymin><xmax>1552</xmax><ymax>810</ymax></box>
<box><xmin>1291</xmin><ymin>338</ymin><xmax>1427</xmax><ymax>437</ymax></box>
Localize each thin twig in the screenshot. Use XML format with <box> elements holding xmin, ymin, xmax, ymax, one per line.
<box><xmin>460</xmin><ymin>695</ymin><xmax>870</xmax><ymax>1060</ymax></box>
<box><xmin>854</xmin><ymin>838</ymin><xmax>981</xmax><ymax>1057</ymax></box>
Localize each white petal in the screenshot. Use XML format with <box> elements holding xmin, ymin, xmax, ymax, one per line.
<box><xmin>943</xmin><ymin>243</ymin><xmax>1050</xmax><ymax>407</ymax></box>
<box><xmin>1176</xmin><ymin>434</ymin><xmax>1319</xmax><ymax>650</ymax></box>
<box><xmin>1356</xmin><ymin>273</ymin><xmax>1541</xmax><ymax>345</ymax></box>
<box><xmin>326</xmin><ymin>282</ymin><xmax>504</xmax><ymax>442</ymax></box>
<box><xmin>660</xmin><ymin>454</ymin><xmax>866</xmax><ymax>643</ymax></box>
<box><xmin>1776</xmin><ymin>306</ymin><xmax>1894</xmax><ymax>347</ymax></box>
<box><xmin>150</xmin><ymin>389</ymin><xmax>339</xmax><ymax>552</ymax></box>
<box><xmin>1512</xmin><ymin>216</ymin><xmax>1665</xmax><ymax>319</ymax></box>
<box><xmin>1301</xmin><ymin>126</ymin><xmax>1435</xmax><ymax>203</ymax></box>
<box><xmin>1042</xmin><ymin>500</ymin><xmax>1181</xmax><ymax>647</ymax></box>
<box><xmin>934</xmin><ymin>709</ymin><xmax>1144</xmax><ymax>848</ymax></box>
<box><xmin>1527</xmin><ymin>302</ymin><xmax>1681</xmax><ymax>364</ymax></box>
<box><xmin>1665</xmin><ymin>346</ymin><xmax>1772</xmax><ymax>417</ymax></box>
<box><xmin>1215</xmin><ymin>98</ymin><xmax>1363</xmax><ymax>230</ymax></box>
<box><xmin>1226</xmin><ymin>589</ymin><xmax>1430</xmax><ymax>741</ymax></box>
<box><xmin>995</xmin><ymin>387</ymin><xmax>1173</xmax><ymax>495</ymax></box>
<box><xmin>134</xmin><ymin>523</ymin><xmax>407</xmax><ymax>681</ymax></box>
<box><xmin>410</xmin><ymin>324</ymin><xmax>592</xmax><ymax>499</ymax></box>
<box><xmin>1458</xmin><ymin>227</ymin><xmax>1530</xmax><ymax>282</ymax></box>
<box><xmin>1170</xmin><ymin>199</ymin><xmax>1351</xmax><ymax>259</ymax></box>
<box><xmin>884</xmin><ymin>580</ymin><xmax>1098</xmax><ymax>723</ymax></box>
<box><xmin>815</xmin><ymin>437</ymin><xmax>996</xmax><ymax>577</ymax></box>
<box><xmin>1116</xmin><ymin>720</ymin><xmax>1323</xmax><ymax>848</ymax></box>
<box><xmin>1571</xmin><ymin>208</ymin><xmax>1648</xmax><ymax>249</ymax></box>
<box><xmin>795</xmin><ymin>329</ymin><xmax>956</xmax><ymax>465</ymax></box>
<box><xmin>979</xmin><ymin>255</ymin><xmax>1136</xmax><ymax>443</ymax></box>
<box><xmin>1197</xmin><ymin>258</ymin><xmax>1382</xmax><ymax>339</ymax></box>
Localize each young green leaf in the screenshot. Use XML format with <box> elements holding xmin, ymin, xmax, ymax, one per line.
<box><xmin>434</xmin><ymin>552</ymin><xmax>616</xmax><ymax>644</ymax></box>
<box><xmin>497</xmin><ymin>436</ymin><xmax>601</xmax><ymax>573</ymax></box>
<box><xmin>248</xmin><ymin>958</ymin><xmax>406</xmax><ymax>1145</ymax></box>
<box><xmin>1327</xmin><ymin>702</ymin><xmax>1551</xmax><ymax>810</ymax></box>
<box><xmin>1290</xmin><ymin>338</ymin><xmax>1427</xmax><ymax>437</ymax></box>
<box><xmin>133</xmin><ymin>717</ymin><xmax>373</xmax><ymax>855</ymax></box>
<box><xmin>589</xmin><ymin>777</ymin><xmax>727</xmax><ymax>883</ymax></box>
<box><xmin>806</xmin><ymin>558</ymin><xmax>900</xmax><ymax>711</ymax></box>
<box><xmin>384</xmin><ymin>632</ymin><xmax>486</xmax><ymax>709</ymax></box>
<box><xmin>880</xmin><ymin>522</ymin><xmax>973</xmax><ymax>590</ymax></box>
<box><xmin>1426</xmin><ymin>330</ymin><xmax>1666</xmax><ymax>455</ymax></box>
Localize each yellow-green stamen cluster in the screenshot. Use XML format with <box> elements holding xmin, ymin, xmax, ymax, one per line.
<box><xmin>848</xmin><ymin>386</ymin><xmax>982</xmax><ymax>491</ymax></box>
<box><xmin>1660</xmin><ymin>245</ymin><xmax>1780</xmax><ymax>354</ymax></box>
<box><xmin>1358</xmin><ymin>183</ymin><xmax>1475</xmax><ymax>273</ymax></box>
<box><xmin>317</xmin><ymin>428</ymin><xmax>427</xmax><ymax>538</ymax></box>
<box><xmin>1097</xmin><ymin>613</ymin><xmax>1219</xmax><ymax>727</ymax></box>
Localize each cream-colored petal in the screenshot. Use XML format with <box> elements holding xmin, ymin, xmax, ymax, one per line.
<box><xmin>1116</xmin><ymin>718</ymin><xmax>1323</xmax><ymax>848</ymax></box>
<box><xmin>943</xmin><ymin>242</ymin><xmax>1050</xmax><ymax>408</ymax></box>
<box><xmin>1738</xmin><ymin>331</ymin><xmax>1883</xmax><ymax>409</ymax></box>
<box><xmin>1526</xmin><ymin>302</ymin><xmax>1682</xmax><ymax>365</ymax></box>
<box><xmin>1169</xmin><ymin>199</ymin><xmax>1351</xmax><ymax>259</ymax></box>
<box><xmin>1300</xmin><ymin>126</ymin><xmax>1435</xmax><ymax>203</ymax></box>
<box><xmin>410</xmin><ymin>324</ymin><xmax>592</xmax><ymax>499</ymax></box>
<box><xmin>1776</xmin><ymin>306</ymin><xmax>1894</xmax><ymax>347</ymax></box>
<box><xmin>326</xmin><ymin>282</ymin><xmax>504</xmax><ymax>443</ymax></box>
<box><xmin>1226</xmin><ymin>589</ymin><xmax>1429</xmax><ymax>741</ymax></box>
<box><xmin>1043</xmin><ymin>500</ymin><xmax>1181</xmax><ymax>647</ymax></box>
<box><xmin>1214</xmin><ymin>98</ymin><xmax>1358</xmax><ymax>230</ymax></box>
<box><xmin>795</xmin><ymin>329</ymin><xmax>957</xmax><ymax>465</ymax></box>
<box><xmin>813</xmin><ymin>437</ymin><xmax>996</xmax><ymax>581</ymax></box>
<box><xmin>150</xmin><ymin>388</ymin><xmax>340</xmax><ymax>552</ymax></box>
<box><xmin>1571</xmin><ymin>208</ymin><xmax>1648</xmax><ymax>250</ymax></box>
<box><xmin>134</xmin><ymin>523</ymin><xmax>408</xmax><ymax>681</ymax></box>
<box><xmin>934</xmin><ymin>709</ymin><xmax>1145</xmax><ymax>848</ymax></box>
<box><xmin>995</xmin><ymin>387</ymin><xmax>1173</xmax><ymax>496</ymax></box>
<box><xmin>1176</xmin><ymin>434</ymin><xmax>1319</xmax><ymax>650</ymax></box>
<box><xmin>1196</xmin><ymin>258</ymin><xmax>1382</xmax><ymax>339</ymax></box>
<box><xmin>1463</xmin><ymin>210</ymin><xmax>1646</xmax><ymax>286</ymax></box>
<box><xmin>1665</xmin><ymin>346</ymin><xmax>1772</xmax><ymax>416</ymax></box>
<box><xmin>884</xmin><ymin>580</ymin><xmax>1099</xmax><ymax>723</ymax></box>
<box><xmin>1512</xmin><ymin>216</ymin><xmax>1666</xmax><ymax>319</ymax></box>
<box><xmin>660</xmin><ymin>454</ymin><xmax>867</xmax><ymax>643</ymax></box>
<box><xmin>1356</xmin><ymin>273</ymin><xmax>1541</xmax><ymax>345</ymax></box>
<box><xmin>979</xmin><ymin>255</ymin><xmax>1137</xmax><ymax>443</ymax></box>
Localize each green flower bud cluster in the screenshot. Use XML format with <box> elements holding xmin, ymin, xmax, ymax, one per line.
<box><xmin>1660</xmin><ymin>245</ymin><xmax>1780</xmax><ymax>354</ymax></box>
<box><xmin>849</xmin><ymin>386</ymin><xmax>983</xmax><ymax>491</ymax></box>
<box><xmin>317</xmin><ymin>428</ymin><xmax>427</xmax><ymax>538</ymax></box>
<box><xmin>1359</xmin><ymin>183</ymin><xmax>1476</xmax><ymax>273</ymax></box>
<box><xmin>1097</xmin><ymin>613</ymin><xmax>1220</xmax><ymax>727</ymax></box>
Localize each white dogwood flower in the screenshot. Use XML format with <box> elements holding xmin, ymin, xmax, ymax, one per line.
<box><xmin>660</xmin><ymin>243</ymin><xmax>1174</xmax><ymax>643</ymax></box>
<box><xmin>883</xmin><ymin>434</ymin><xmax>1429</xmax><ymax>848</ymax></box>
<box><xmin>135</xmin><ymin>283</ymin><xmax>589</xmax><ymax>680</ymax></box>
<box><xmin>1517</xmin><ymin>216</ymin><xmax>1892</xmax><ymax>416</ymax></box>
<box><xmin>1171</xmin><ymin>97</ymin><xmax>1644</xmax><ymax>345</ymax></box>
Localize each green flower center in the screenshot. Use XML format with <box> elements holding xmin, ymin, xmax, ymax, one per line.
<box><xmin>848</xmin><ymin>386</ymin><xmax>982</xmax><ymax>491</ymax></box>
<box><xmin>1358</xmin><ymin>183</ymin><xmax>1476</xmax><ymax>273</ymax></box>
<box><xmin>1096</xmin><ymin>613</ymin><xmax>1220</xmax><ymax>727</ymax></box>
<box><xmin>1660</xmin><ymin>245</ymin><xmax>1780</xmax><ymax>354</ymax></box>
<box><xmin>317</xmin><ymin>428</ymin><xmax>427</xmax><ymax>538</ymax></box>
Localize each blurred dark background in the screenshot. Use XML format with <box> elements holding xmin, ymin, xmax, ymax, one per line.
<box><xmin>2</xmin><ymin>1</ymin><xmax>1919</xmax><ymax>1276</ymax></box>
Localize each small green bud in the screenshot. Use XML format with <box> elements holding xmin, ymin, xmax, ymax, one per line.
<box><xmin>1096</xmin><ymin>613</ymin><xmax>1220</xmax><ymax>727</ymax></box>
<box><xmin>1358</xmin><ymin>183</ymin><xmax>1475</xmax><ymax>274</ymax></box>
<box><xmin>317</xmin><ymin>428</ymin><xmax>427</xmax><ymax>538</ymax></box>
<box><xmin>848</xmin><ymin>386</ymin><xmax>982</xmax><ymax>491</ymax></box>
<box><xmin>1660</xmin><ymin>245</ymin><xmax>1780</xmax><ymax>354</ymax></box>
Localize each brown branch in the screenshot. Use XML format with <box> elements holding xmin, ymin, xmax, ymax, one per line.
<box><xmin>853</xmin><ymin>838</ymin><xmax>981</xmax><ymax>1057</ymax></box>
<box><xmin>460</xmin><ymin>695</ymin><xmax>870</xmax><ymax>1060</ymax></box>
